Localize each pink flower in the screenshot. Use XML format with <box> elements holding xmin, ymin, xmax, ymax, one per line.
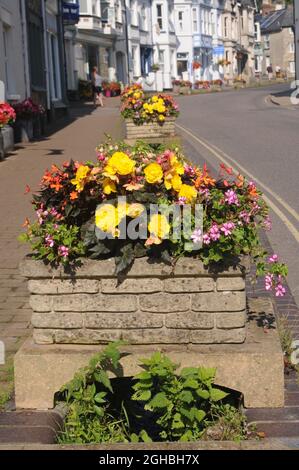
<box><xmin>58</xmin><ymin>245</ymin><xmax>69</xmax><ymax>258</ymax></box>
<box><xmin>45</xmin><ymin>234</ymin><xmax>54</xmax><ymax>248</ymax></box>
<box><xmin>239</xmin><ymin>210</ymin><xmax>250</xmax><ymax>224</ymax></box>
<box><xmin>191</xmin><ymin>229</ymin><xmax>202</xmax><ymax>244</ymax></box>
<box><xmin>263</xmin><ymin>216</ymin><xmax>272</xmax><ymax>231</ymax></box>
<box><xmin>176</xmin><ymin>196</ymin><xmax>187</xmax><ymax>205</ymax></box>
<box><xmin>198</xmin><ymin>188</ymin><xmax>210</xmax><ymax>199</ymax></box>
<box><xmin>209</xmin><ymin>224</ymin><xmax>220</xmax><ymax>241</ymax></box>
<box><xmin>203</xmin><ymin>233</ymin><xmax>211</xmax><ymax>245</ymax></box>
<box><xmin>265</xmin><ymin>274</ymin><xmax>274</xmax><ymax>291</ymax></box>
<box><xmin>224</xmin><ymin>189</ymin><xmax>239</xmax><ymax>205</ymax></box>
<box><xmin>220</xmin><ymin>222</ymin><xmax>235</xmax><ymax>236</ymax></box>
<box><xmin>184</xmin><ymin>165</ymin><xmax>196</xmax><ymax>177</ymax></box>
<box><xmin>269</xmin><ymin>254</ymin><xmax>279</xmax><ymax>263</ymax></box>
<box><xmin>275</xmin><ymin>284</ymin><xmax>286</xmax><ymax>297</ymax></box>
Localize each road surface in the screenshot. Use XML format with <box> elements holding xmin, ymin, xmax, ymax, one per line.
<box><xmin>176</xmin><ymin>84</ymin><xmax>299</xmax><ymax>306</ymax></box>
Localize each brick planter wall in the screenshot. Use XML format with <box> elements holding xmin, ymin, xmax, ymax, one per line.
<box><xmin>125</xmin><ymin>117</ymin><xmax>176</xmax><ymax>140</ymax></box>
<box><xmin>20</xmin><ymin>257</ymin><xmax>247</xmax><ymax>346</ymax></box>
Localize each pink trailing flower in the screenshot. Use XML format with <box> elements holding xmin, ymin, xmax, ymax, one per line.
<box><xmin>220</xmin><ymin>222</ymin><xmax>235</xmax><ymax>236</ymax></box>
<box><xmin>275</xmin><ymin>284</ymin><xmax>286</xmax><ymax>297</ymax></box>
<box><xmin>224</xmin><ymin>189</ymin><xmax>239</xmax><ymax>205</ymax></box>
<box><xmin>203</xmin><ymin>233</ymin><xmax>211</xmax><ymax>245</ymax></box>
<box><xmin>191</xmin><ymin>229</ymin><xmax>202</xmax><ymax>244</ymax></box>
<box><xmin>45</xmin><ymin>234</ymin><xmax>54</xmax><ymax>248</ymax></box>
<box><xmin>184</xmin><ymin>165</ymin><xmax>196</xmax><ymax>177</ymax></box>
<box><xmin>263</xmin><ymin>216</ymin><xmax>272</xmax><ymax>231</ymax></box>
<box><xmin>176</xmin><ymin>196</ymin><xmax>187</xmax><ymax>205</ymax></box>
<box><xmin>239</xmin><ymin>210</ymin><xmax>250</xmax><ymax>224</ymax></box>
<box><xmin>269</xmin><ymin>254</ymin><xmax>279</xmax><ymax>263</ymax></box>
<box><xmin>209</xmin><ymin>224</ymin><xmax>220</xmax><ymax>241</ymax></box>
<box><xmin>198</xmin><ymin>188</ymin><xmax>210</xmax><ymax>199</ymax></box>
<box><xmin>265</xmin><ymin>274</ymin><xmax>274</xmax><ymax>291</ymax></box>
<box><xmin>58</xmin><ymin>245</ymin><xmax>69</xmax><ymax>258</ymax></box>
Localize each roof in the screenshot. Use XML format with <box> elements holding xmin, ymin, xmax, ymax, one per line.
<box><xmin>259</xmin><ymin>7</ymin><xmax>294</xmax><ymax>34</ymax></box>
<box><xmin>240</xmin><ymin>0</ymin><xmax>255</xmax><ymax>8</ymax></box>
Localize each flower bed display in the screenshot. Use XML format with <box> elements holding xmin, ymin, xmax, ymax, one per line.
<box><xmin>0</xmin><ymin>102</ymin><xmax>16</xmax><ymax>160</ymax></box>
<box><xmin>20</xmin><ymin>140</ymin><xmax>287</xmax><ymax>346</ymax></box>
<box><xmin>103</xmin><ymin>81</ymin><xmax>121</xmax><ymax>97</ymax></box>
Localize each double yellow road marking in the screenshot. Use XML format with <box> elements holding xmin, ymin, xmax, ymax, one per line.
<box><xmin>176</xmin><ymin>123</ymin><xmax>299</xmax><ymax>243</ymax></box>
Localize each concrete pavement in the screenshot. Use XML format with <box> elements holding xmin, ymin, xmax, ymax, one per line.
<box><xmin>0</xmin><ymin>100</ymin><xmax>124</xmax><ymax>406</ymax></box>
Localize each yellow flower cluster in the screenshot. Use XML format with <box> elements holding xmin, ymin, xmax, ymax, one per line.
<box><xmin>102</xmin><ymin>151</ymin><xmax>136</xmax><ymax>195</ymax></box>
<box><xmin>71</xmin><ymin>165</ymin><xmax>90</xmax><ymax>192</ymax></box>
<box><xmin>142</xmin><ymin>96</ymin><xmax>166</xmax><ymax>121</ymax></box>
<box><xmin>148</xmin><ymin>214</ymin><xmax>170</xmax><ymax>242</ymax></box>
<box><xmin>143</xmin><ymin>155</ymin><xmax>197</xmax><ymax>203</ymax></box>
<box><xmin>95</xmin><ymin>202</ymin><xmax>144</xmax><ymax>237</ymax></box>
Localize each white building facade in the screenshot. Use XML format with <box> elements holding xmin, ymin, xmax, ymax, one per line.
<box><xmin>174</xmin><ymin>0</ymin><xmax>225</xmax><ymax>83</ymax></box>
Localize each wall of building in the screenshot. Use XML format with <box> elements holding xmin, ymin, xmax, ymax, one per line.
<box><xmin>0</xmin><ymin>0</ymin><xmax>28</xmax><ymax>101</ymax></box>
<box><xmin>267</xmin><ymin>28</ymin><xmax>295</xmax><ymax>76</ymax></box>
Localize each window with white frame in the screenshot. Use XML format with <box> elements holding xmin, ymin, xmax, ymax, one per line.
<box><xmin>178</xmin><ymin>11</ymin><xmax>183</xmax><ymax>31</ymax></box>
<box><xmin>156</xmin><ymin>4</ymin><xmax>163</xmax><ymax>30</ymax></box>
<box><xmin>192</xmin><ymin>8</ymin><xmax>198</xmax><ymax>32</ymax></box>
<box><xmin>224</xmin><ymin>16</ymin><xmax>228</xmax><ymax>37</ymax></box>
<box><xmin>141</xmin><ymin>4</ymin><xmax>147</xmax><ymax>30</ymax></box>
<box><xmin>79</xmin><ymin>0</ymin><xmax>88</xmax><ymax>13</ymax></box>
<box><xmin>130</xmin><ymin>0</ymin><xmax>138</xmax><ymax>26</ymax></box>
<box><xmin>254</xmin><ymin>22</ymin><xmax>260</xmax><ymax>42</ymax></box>
<box><xmin>2</xmin><ymin>26</ymin><xmax>11</xmax><ymax>94</ymax></box>
<box><xmin>289</xmin><ymin>42</ymin><xmax>295</xmax><ymax>53</ymax></box>
<box><xmin>115</xmin><ymin>1</ymin><xmax>121</xmax><ymax>23</ymax></box>
<box><xmin>159</xmin><ymin>49</ymin><xmax>165</xmax><ymax>72</ymax></box>
<box><xmin>211</xmin><ymin>11</ymin><xmax>215</xmax><ymax>35</ymax></box>
<box><xmin>289</xmin><ymin>61</ymin><xmax>295</xmax><ymax>73</ymax></box>
<box><xmin>264</xmin><ymin>34</ymin><xmax>270</xmax><ymax>49</ymax></box>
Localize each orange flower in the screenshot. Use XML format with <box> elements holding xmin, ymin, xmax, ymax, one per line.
<box><xmin>70</xmin><ymin>191</ymin><xmax>78</xmax><ymax>200</ymax></box>
<box><xmin>195</xmin><ymin>164</ymin><xmax>216</xmax><ymax>188</ymax></box>
<box><xmin>22</xmin><ymin>217</ymin><xmax>30</xmax><ymax>228</ymax></box>
<box><xmin>236</xmin><ymin>174</ymin><xmax>244</xmax><ymax>188</ymax></box>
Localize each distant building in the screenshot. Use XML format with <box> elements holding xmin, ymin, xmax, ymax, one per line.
<box><xmin>295</xmin><ymin>0</ymin><xmax>299</xmax><ymax>80</ymax></box>
<box><xmin>256</xmin><ymin>6</ymin><xmax>295</xmax><ymax>78</ymax></box>
<box><xmin>222</xmin><ymin>0</ymin><xmax>255</xmax><ymax>83</ymax></box>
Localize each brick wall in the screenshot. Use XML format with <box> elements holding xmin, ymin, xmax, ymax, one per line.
<box><xmin>125</xmin><ymin>118</ymin><xmax>176</xmax><ymax>140</ymax></box>
<box><xmin>20</xmin><ymin>257</ymin><xmax>247</xmax><ymax>345</ymax></box>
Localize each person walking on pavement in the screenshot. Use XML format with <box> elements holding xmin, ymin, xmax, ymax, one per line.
<box><xmin>267</xmin><ymin>64</ymin><xmax>273</xmax><ymax>80</ymax></box>
<box><xmin>91</xmin><ymin>66</ymin><xmax>104</xmax><ymax>108</ymax></box>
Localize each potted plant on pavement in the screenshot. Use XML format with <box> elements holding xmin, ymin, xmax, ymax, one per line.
<box><xmin>120</xmin><ymin>85</ymin><xmax>179</xmax><ymax>141</ymax></box>
<box><xmin>0</xmin><ymin>102</ymin><xmax>16</xmax><ymax>160</ymax></box>
<box><xmin>13</xmin><ymin>98</ymin><xmax>45</xmax><ymax>143</ymax></box>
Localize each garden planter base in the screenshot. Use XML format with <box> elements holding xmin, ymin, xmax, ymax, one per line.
<box><xmin>14</xmin><ymin>298</ymin><xmax>284</xmax><ymax>409</ymax></box>
<box><xmin>125</xmin><ymin>117</ymin><xmax>176</xmax><ymax>142</ymax></box>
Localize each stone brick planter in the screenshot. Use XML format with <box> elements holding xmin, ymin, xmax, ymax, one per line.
<box><xmin>125</xmin><ymin>117</ymin><xmax>176</xmax><ymax>141</ymax></box>
<box><xmin>20</xmin><ymin>257</ymin><xmax>247</xmax><ymax>346</ymax></box>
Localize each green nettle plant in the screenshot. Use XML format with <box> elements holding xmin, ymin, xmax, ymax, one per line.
<box><xmin>131</xmin><ymin>352</ymin><xmax>228</xmax><ymax>442</ymax></box>
<box><xmin>57</xmin><ymin>344</ymin><xmax>246</xmax><ymax>444</ymax></box>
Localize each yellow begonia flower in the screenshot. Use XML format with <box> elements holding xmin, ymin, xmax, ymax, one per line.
<box><xmin>178</xmin><ymin>184</ymin><xmax>198</xmax><ymax>202</ymax></box>
<box><xmin>152</xmin><ymin>96</ymin><xmax>159</xmax><ymax>103</ymax></box>
<box><xmin>105</xmin><ymin>152</ymin><xmax>136</xmax><ymax>176</ymax></box>
<box><xmin>127</xmin><ymin>203</ymin><xmax>145</xmax><ymax>219</ymax></box>
<box><xmin>170</xmin><ymin>155</ymin><xmax>184</xmax><ymax>175</ymax></box>
<box><xmin>158</xmin><ymin>115</ymin><xmax>165</xmax><ymax>121</ymax></box>
<box><xmin>95</xmin><ymin>204</ymin><xmax>119</xmax><ymax>235</ymax></box>
<box><xmin>144</xmin><ymin>162</ymin><xmax>163</xmax><ymax>184</ymax></box>
<box><xmin>148</xmin><ymin>214</ymin><xmax>170</xmax><ymax>240</ymax></box>
<box><xmin>116</xmin><ymin>201</ymin><xmax>129</xmax><ymax>222</ymax></box>
<box><xmin>71</xmin><ymin>165</ymin><xmax>90</xmax><ymax>192</ymax></box>
<box><xmin>102</xmin><ymin>178</ymin><xmax>117</xmax><ymax>195</ymax></box>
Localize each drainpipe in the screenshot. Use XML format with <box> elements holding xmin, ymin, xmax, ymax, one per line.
<box><xmin>124</xmin><ymin>0</ymin><xmax>130</xmax><ymax>84</ymax></box>
<box><xmin>19</xmin><ymin>0</ymin><xmax>31</xmax><ymax>98</ymax></box>
<box><xmin>41</xmin><ymin>0</ymin><xmax>51</xmax><ymax>110</ymax></box>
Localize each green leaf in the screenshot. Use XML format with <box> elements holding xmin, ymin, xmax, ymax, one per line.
<box><xmin>183</xmin><ymin>378</ymin><xmax>199</xmax><ymax>389</ymax></box>
<box><xmin>196</xmin><ymin>389</ymin><xmax>210</xmax><ymax>400</ymax></box>
<box><xmin>94</xmin><ymin>392</ymin><xmax>107</xmax><ymax>404</ymax></box>
<box><xmin>130</xmin><ymin>433</ymin><xmax>139</xmax><ymax>443</ymax></box>
<box><xmin>95</xmin><ymin>369</ymin><xmax>113</xmax><ymax>393</ymax></box>
<box><xmin>180</xmin><ymin>367</ymin><xmax>199</xmax><ymax>377</ymax></box>
<box><xmin>172</xmin><ymin>413</ymin><xmax>185</xmax><ymax>429</ymax></box>
<box><xmin>132</xmin><ymin>389</ymin><xmax>151</xmax><ymax>401</ymax></box>
<box><xmin>194</xmin><ymin>409</ymin><xmax>206</xmax><ymax>423</ymax></box>
<box><xmin>209</xmin><ymin>388</ymin><xmax>229</xmax><ymax>402</ymax></box>
<box><xmin>197</xmin><ymin>367</ymin><xmax>216</xmax><ymax>384</ymax></box>
<box><xmin>178</xmin><ymin>390</ymin><xmax>194</xmax><ymax>404</ymax></box>
<box><xmin>135</xmin><ymin>371</ymin><xmax>151</xmax><ymax>381</ymax></box>
<box><xmin>140</xmin><ymin>430</ymin><xmax>152</xmax><ymax>443</ymax></box>
<box><xmin>115</xmin><ymin>244</ymin><xmax>134</xmax><ymax>275</ymax></box>
<box><xmin>94</xmin><ymin>405</ymin><xmax>104</xmax><ymax>417</ymax></box>
<box><xmin>147</xmin><ymin>392</ymin><xmax>170</xmax><ymax>409</ymax></box>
